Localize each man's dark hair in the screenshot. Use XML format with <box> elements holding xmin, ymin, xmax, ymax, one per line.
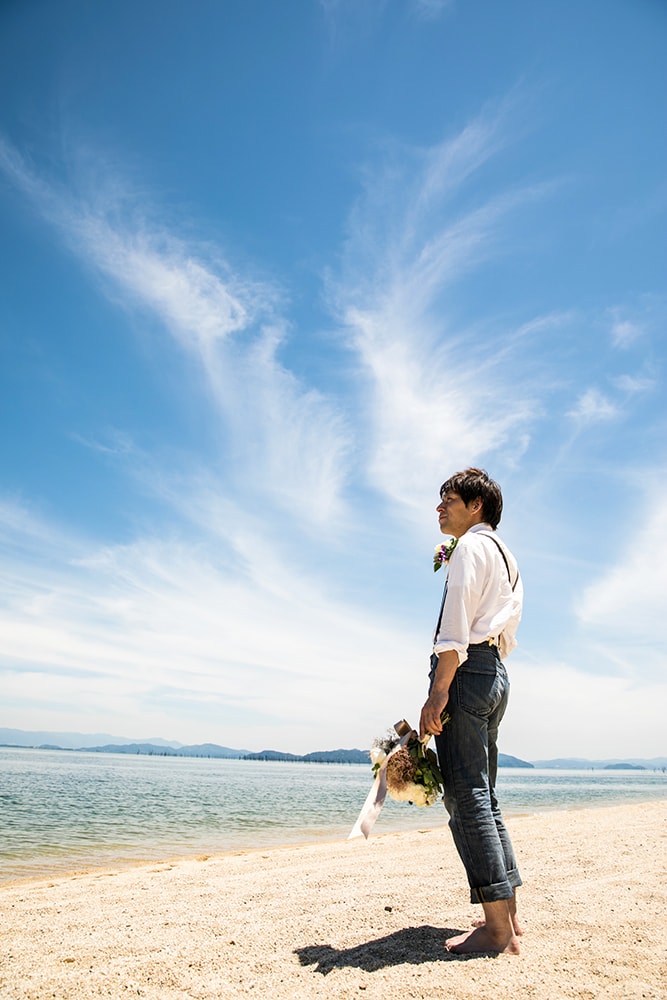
<box><xmin>440</xmin><ymin>467</ymin><xmax>503</xmax><ymax>530</ymax></box>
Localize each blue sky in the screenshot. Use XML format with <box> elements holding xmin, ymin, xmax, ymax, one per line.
<box><xmin>1</xmin><ymin>0</ymin><xmax>665</xmax><ymax>758</ymax></box>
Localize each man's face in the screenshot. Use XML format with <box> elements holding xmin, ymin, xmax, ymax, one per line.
<box><xmin>436</xmin><ymin>491</ymin><xmax>482</xmax><ymax>538</ymax></box>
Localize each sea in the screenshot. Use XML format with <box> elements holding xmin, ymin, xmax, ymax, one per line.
<box><xmin>1</xmin><ymin>746</ymin><xmax>666</xmax><ymax>884</ymax></box>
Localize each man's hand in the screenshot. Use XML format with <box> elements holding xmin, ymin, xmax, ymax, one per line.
<box><xmin>420</xmin><ymin>692</ymin><xmax>450</xmax><ymax>740</ymax></box>
<box><xmin>420</xmin><ymin>649</ymin><xmax>459</xmax><ymax>740</ymax></box>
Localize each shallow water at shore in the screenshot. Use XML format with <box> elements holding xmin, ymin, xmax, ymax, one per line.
<box><xmin>2</xmin><ymin>746</ymin><xmax>665</xmax><ymax>882</ymax></box>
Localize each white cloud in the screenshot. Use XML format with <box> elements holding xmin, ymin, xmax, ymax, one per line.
<box><xmin>608</xmin><ymin>307</ymin><xmax>644</xmax><ymax>348</ymax></box>
<box><xmin>567</xmin><ymin>387</ymin><xmax>617</xmax><ymax>422</ymax></box>
<box><xmin>577</xmin><ymin>492</ymin><xmax>667</xmax><ymax>643</ymax></box>
<box><xmin>0</xmin><ymin>138</ymin><xmax>350</xmax><ymax>526</ymax></box>
<box><xmin>612</xmin><ymin>320</ymin><xmax>642</xmax><ymax>347</ymax></box>
<box><xmin>79</xmin><ymin>222</ymin><xmax>254</xmax><ymax>354</ymax></box>
<box><xmin>78</xmin><ymin>225</ymin><xmax>350</xmax><ymax>527</ymax></box>
<box><xmin>612</xmin><ymin>373</ymin><xmax>656</xmax><ymax>394</ymax></box>
<box><xmin>341</xmin><ymin>304</ymin><xmax>532</xmax><ymax>512</ymax></box>
<box><xmin>606</xmin><ymin>299</ymin><xmax>666</xmax><ymax>353</ymax></box>
<box><xmin>330</xmin><ymin>112</ymin><xmax>546</xmax><ymax>513</ymax></box>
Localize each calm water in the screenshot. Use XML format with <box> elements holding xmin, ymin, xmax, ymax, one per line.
<box><xmin>1</xmin><ymin>747</ymin><xmax>665</xmax><ymax>883</ymax></box>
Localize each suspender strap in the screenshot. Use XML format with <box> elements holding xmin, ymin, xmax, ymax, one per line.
<box><xmin>477</xmin><ymin>531</ymin><xmax>520</xmax><ymax>592</ymax></box>
<box><xmin>433</xmin><ymin>580</ymin><xmax>447</xmax><ymax>643</ymax></box>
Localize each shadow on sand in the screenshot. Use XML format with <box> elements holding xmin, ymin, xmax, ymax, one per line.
<box><xmin>295</xmin><ymin>924</ymin><xmax>496</xmax><ymax>974</ymax></box>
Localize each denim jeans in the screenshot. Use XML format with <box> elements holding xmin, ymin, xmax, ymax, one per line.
<box><xmin>430</xmin><ymin>642</ymin><xmax>522</xmax><ymax>904</ymax></box>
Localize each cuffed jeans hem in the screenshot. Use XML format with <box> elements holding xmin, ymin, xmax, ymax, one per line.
<box><xmin>470</xmin><ymin>869</ymin><xmax>523</xmax><ymax>905</ymax></box>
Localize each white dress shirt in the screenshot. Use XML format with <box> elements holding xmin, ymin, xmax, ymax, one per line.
<box><xmin>433</xmin><ymin>522</ymin><xmax>523</xmax><ymax>666</ymax></box>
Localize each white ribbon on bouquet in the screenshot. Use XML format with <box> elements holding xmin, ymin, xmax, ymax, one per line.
<box><xmin>348</xmin><ymin>720</ymin><xmax>415</xmax><ymax>840</ymax></box>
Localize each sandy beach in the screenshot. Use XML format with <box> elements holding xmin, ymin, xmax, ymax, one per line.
<box><xmin>1</xmin><ymin>800</ymin><xmax>666</xmax><ymax>1000</ymax></box>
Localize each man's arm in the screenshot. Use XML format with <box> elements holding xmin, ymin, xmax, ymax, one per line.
<box><xmin>419</xmin><ymin>649</ymin><xmax>459</xmax><ymax>739</ymax></box>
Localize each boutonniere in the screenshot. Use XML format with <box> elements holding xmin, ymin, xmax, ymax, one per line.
<box><xmin>433</xmin><ymin>537</ymin><xmax>457</xmax><ymax>572</ymax></box>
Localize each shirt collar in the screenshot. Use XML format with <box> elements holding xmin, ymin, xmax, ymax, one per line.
<box><xmin>467</xmin><ymin>522</ymin><xmax>493</xmax><ymax>535</ymax></box>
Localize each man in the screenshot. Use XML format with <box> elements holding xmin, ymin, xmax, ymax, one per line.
<box><xmin>419</xmin><ymin>467</ymin><xmax>523</xmax><ymax>955</ymax></box>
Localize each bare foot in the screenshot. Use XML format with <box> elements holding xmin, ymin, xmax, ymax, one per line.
<box><xmin>446</xmin><ymin>926</ymin><xmax>521</xmax><ymax>955</ymax></box>
<box><xmin>448</xmin><ymin>898</ymin><xmax>521</xmax><ymax>954</ymax></box>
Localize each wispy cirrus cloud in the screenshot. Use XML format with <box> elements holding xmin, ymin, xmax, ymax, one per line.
<box><xmin>329</xmin><ymin>110</ymin><xmax>544</xmax><ymax>513</ymax></box>
<box><xmin>0</xmin><ymin>137</ymin><xmax>350</xmax><ymax>526</ymax></box>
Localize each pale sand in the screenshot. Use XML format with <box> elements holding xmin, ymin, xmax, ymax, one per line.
<box><xmin>1</xmin><ymin>802</ymin><xmax>666</xmax><ymax>1000</ymax></box>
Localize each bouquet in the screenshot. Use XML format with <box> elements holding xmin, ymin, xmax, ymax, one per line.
<box><xmin>349</xmin><ymin>711</ymin><xmax>450</xmax><ymax>839</ymax></box>
<box><xmin>370</xmin><ymin>716</ymin><xmax>448</xmax><ymax>807</ymax></box>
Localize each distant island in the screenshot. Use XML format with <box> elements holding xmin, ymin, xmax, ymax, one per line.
<box><xmin>2</xmin><ymin>728</ymin><xmax>665</xmax><ymax>769</ymax></box>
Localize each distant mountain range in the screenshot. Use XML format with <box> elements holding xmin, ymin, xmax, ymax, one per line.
<box><xmin>2</xmin><ymin>728</ymin><xmax>665</xmax><ymax>769</ymax></box>
<box><xmin>0</xmin><ymin>727</ymin><xmax>183</xmax><ymax>750</ymax></box>
<box><xmin>531</xmin><ymin>757</ymin><xmax>667</xmax><ymax>770</ymax></box>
